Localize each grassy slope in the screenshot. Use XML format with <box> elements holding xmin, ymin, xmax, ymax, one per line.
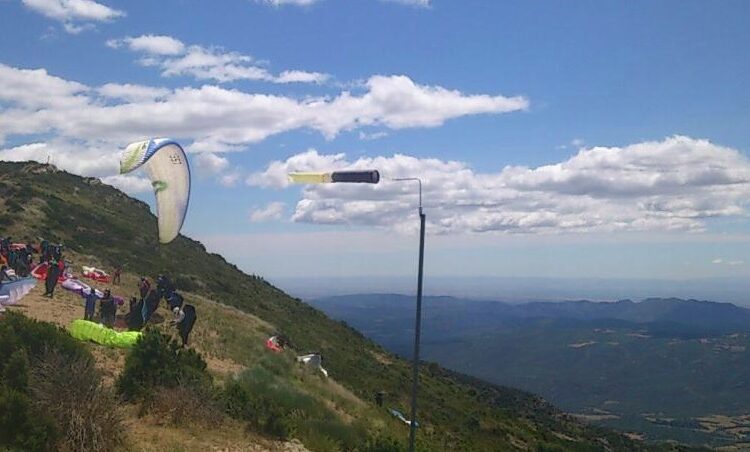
<box><xmin>0</xmin><ymin>161</ymin><xmax>675</xmax><ymax>451</ymax></box>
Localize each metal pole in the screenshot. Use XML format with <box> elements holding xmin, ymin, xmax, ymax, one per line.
<box><xmin>408</xmin><ymin>206</ymin><xmax>426</xmax><ymax>452</ymax></box>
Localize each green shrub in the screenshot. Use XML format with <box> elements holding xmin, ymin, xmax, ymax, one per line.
<box><xmin>144</xmin><ymin>383</ymin><xmax>223</xmax><ymax>428</ymax></box>
<box><xmin>0</xmin><ymin>312</ymin><xmax>86</xmax><ymax>366</ymax></box>
<box><xmin>30</xmin><ymin>351</ymin><xmax>125</xmax><ymax>452</ymax></box>
<box><xmin>222</xmin><ymin>366</ymin><xmax>377</xmax><ymax>448</ymax></box>
<box><xmin>0</xmin><ymin>386</ymin><xmax>58</xmax><ymax>451</ymax></box>
<box><xmin>0</xmin><ymin>313</ymin><xmax>100</xmax><ymax>451</ymax></box>
<box><xmin>117</xmin><ymin>329</ymin><xmax>211</xmax><ymax>401</ymax></box>
<box><xmin>3</xmin><ymin>349</ymin><xmax>30</xmax><ymax>392</ymax></box>
<box><xmin>363</xmin><ymin>434</ymin><xmax>406</xmax><ymax>452</ymax></box>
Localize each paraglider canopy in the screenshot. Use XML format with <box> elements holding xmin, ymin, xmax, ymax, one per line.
<box><xmin>120</xmin><ymin>139</ymin><xmax>190</xmax><ymax>244</ymax></box>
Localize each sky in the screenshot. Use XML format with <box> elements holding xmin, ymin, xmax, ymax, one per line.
<box><xmin>1</xmin><ymin>0</ymin><xmax>750</xmax><ymax>296</ymax></box>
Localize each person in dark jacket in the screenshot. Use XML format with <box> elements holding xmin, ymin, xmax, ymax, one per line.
<box><xmin>39</xmin><ymin>239</ymin><xmax>49</xmax><ymax>263</ymax></box>
<box><xmin>166</xmin><ymin>291</ymin><xmax>184</xmax><ymax>311</ymax></box>
<box><xmin>138</xmin><ymin>277</ymin><xmax>151</xmax><ymax>300</ymax></box>
<box><xmin>43</xmin><ymin>259</ymin><xmax>61</xmax><ymax>297</ymax></box>
<box><xmin>142</xmin><ymin>289</ymin><xmax>160</xmax><ymax>324</ymax></box>
<box><xmin>84</xmin><ymin>288</ymin><xmax>98</xmax><ymax>321</ymax></box>
<box><xmin>156</xmin><ymin>274</ymin><xmax>175</xmax><ymax>299</ymax></box>
<box><xmin>175</xmin><ymin>304</ymin><xmax>197</xmax><ymax>346</ymax></box>
<box><xmin>127</xmin><ymin>298</ymin><xmax>145</xmax><ymax>331</ymax></box>
<box><xmin>99</xmin><ymin>289</ymin><xmax>115</xmax><ymax>328</ymax></box>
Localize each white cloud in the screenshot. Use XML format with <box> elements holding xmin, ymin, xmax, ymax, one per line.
<box><xmin>0</xmin><ymin>141</ymin><xmax>117</xmax><ymax>176</ymax></box>
<box><xmin>0</xmin><ymin>63</ymin><xmax>88</xmax><ymax>109</ymax></box>
<box><xmin>195</xmin><ymin>152</ymin><xmax>229</xmax><ymax>176</ymax></box>
<box><xmin>358</xmin><ymin>130</ymin><xmax>389</xmax><ymax>141</ymax></box>
<box><xmin>219</xmin><ymin>171</ymin><xmax>242</xmax><ymax>187</ymax></box>
<box><xmin>712</xmin><ymin>258</ymin><xmax>724</xmax><ymax>264</ymax></box>
<box><xmin>107</xmin><ymin>35</ymin><xmax>185</xmax><ymax>55</ymax></box>
<box><xmin>97</xmin><ymin>83</ymin><xmax>169</xmax><ymax>102</ymax></box>
<box><xmin>275</xmin><ymin>70</ymin><xmax>330</xmax><ymax>84</ymax></box>
<box><xmin>250</xmin><ymin>202</ymin><xmax>286</xmax><ymax>222</ymax></box>
<box><xmin>248</xmin><ymin>136</ymin><xmax>750</xmax><ymax>235</ymax></box>
<box><xmin>108</xmin><ymin>34</ymin><xmax>330</xmax><ymax>84</ymax></box>
<box><xmin>256</xmin><ymin>0</ymin><xmax>320</xmax><ymax>6</ymax></box>
<box><xmin>381</xmin><ymin>0</ymin><xmax>430</xmax><ymax>7</ymax></box>
<box><xmin>0</xmin><ymin>63</ymin><xmax>526</xmax><ymax>153</ymax></box>
<box><xmin>22</xmin><ymin>0</ymin><xmax>124</xmax><ymax>33</ymax></box>
<box><xmin>100</xmin><ymin>174</ymin><xmax>152</xmax><ymax>193</ymax></box>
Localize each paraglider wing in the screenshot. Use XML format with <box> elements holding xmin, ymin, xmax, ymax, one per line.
<box><xmin>0</xmin><ymin>277</ymin><xmax>36</xmax><ymax>306</ymax></box>
<box><xmin>120</xmin><ymin>139</ymin><xmax>190</xmax><ymax>244</ymax></box>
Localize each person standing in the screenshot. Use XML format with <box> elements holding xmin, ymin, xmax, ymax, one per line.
<box><xmin>44</xmin><ymin>258</ymin><xmax>61</xmax><ymax>297</ymax></box>
<box><xmin>138</xmin><ymin>277</ymin><xmax>151</xmax><ymax>300</ymax></box>
<box><xmin>112</xmin><ymin>264</ymin><xmax>122</xmax><ymax>285</ymax></box>
<box><xmin>84</xmin><ymin>288</ymin><xmax>98</xmax><ymax>321</ymax></box>
<box><xmin>99</xmin><ymin>289</ymin><xmax>115</xmax><ymax>328</ymax></box>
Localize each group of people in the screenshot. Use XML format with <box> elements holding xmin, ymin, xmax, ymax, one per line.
<box><xmin>122</xmin><ymin>274</ymin><xmax>197</xmax><ymax>346</ymax></box>
<box><xmin>0</xmin><ymin>234</ymin><xmax>198</xmax><ymax>347</ymax></box>
<box><xmin>84</xmin><ymin>288</ymin><xmax>117</xmax><ymax>327</ymax></box>
<box><xmin>0</xmin><ymin>236</ymin><xmax>66</xmax><ymax>297</ymax></box>
<box><xmin>0</xmin><ymin>237</ymin><xmax>63</xmax><ymax>279</ymax></box>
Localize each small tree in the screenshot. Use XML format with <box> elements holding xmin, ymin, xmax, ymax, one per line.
<box><xmin>117</xmin><ymin>329</ymin><xmax>211</xmax><ymax>400</ymax></box>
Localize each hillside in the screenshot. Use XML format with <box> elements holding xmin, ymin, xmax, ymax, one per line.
<box><xmin>0</xmin><ymin>161</ymin><xmax>675</xmax><ymax>451</ymax></box>
<box><xmin>312</xmin><ymin>294</ymin><xmax>750</xmax><ymax>447</ymax></box>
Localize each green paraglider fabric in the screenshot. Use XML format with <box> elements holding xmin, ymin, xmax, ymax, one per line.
<box><xmin>69</xmin><ymin>319</ymin><xmax>142</xmax><ymax>348</ymax></box>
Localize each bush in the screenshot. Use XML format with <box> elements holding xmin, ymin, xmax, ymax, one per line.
<box><xmin>3</xmin><ymin>349</ymin><xmax>30</xmax><ymax>392</ymax></box>
<box><xmin>0</xmin><ymin>313</ymin><xmax>104</xmax><ymax>451</ymax></box>
<box><xmin>117</xmin><ymin>329</ymin><xmax>212</xmax><ymax>401</ymax></box>
<box><xmin>0</xmin><ymin>386</ymin><xmax>58</xmax><ymax>451</ymax></box>
<box><xmin>363</xmin><ymin>434</ymin><xmax>406</xmax><ymax>452</ymax></box>
<box><xmin>222</xmin><ymin>366</ymin><xmax>382</xmax><ymax>448</ymax></box>
<box><xmin>143</xmin><ymin>383</ymin><xmax>223</xmax><ymax>428</ymax></box>
<box><xmin>30</xmin><ymin>351</ymin><xmax>125</xmax><ymax>452</ymax></box>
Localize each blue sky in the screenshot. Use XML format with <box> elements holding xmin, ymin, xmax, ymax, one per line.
<box><xmin>2</xmin><ymin>0</ymin><xmax>750</xmax><ymax>293</ymax></box>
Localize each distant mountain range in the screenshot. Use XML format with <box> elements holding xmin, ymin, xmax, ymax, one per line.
<box><xmin>311</xmin><ymin>294</ymin><xmax>750</xmax><ymax>447</ymax></box>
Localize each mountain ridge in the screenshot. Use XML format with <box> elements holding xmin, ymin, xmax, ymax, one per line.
<box><xmin>311</xmin><ymin>293</ymin><xmax>750</xmax><ymax>446</ymax></box>
<box><xmin>0</xmin><ymin>161</ymin><xmax>671</xmax><ymax>451</ymax></box>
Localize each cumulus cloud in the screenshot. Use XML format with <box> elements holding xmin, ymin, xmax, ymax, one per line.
<box><xmin>358</xmin><ymin>131</ymin><xmax>389</xmax><ymax>141</ymax></box>
<box><xmin>97</xmin><ymin>83</ymin><xmax>169</xmax><ymax>102</ymax></box>
<box><xmin>0</xmin><ymin>63</ymin><xmax>526</xmax><ymax>152</ymax></box>
<box><xmin>275</xmin><ymin>70</ymin><xmax>330</xmax><ymax>84</ymax></box>
<box><xmin>106</xmin><ymin>35</ymin><xmax>185</xmax><ymax>55</ymax></box>
<box><xmin>249</xmin><ymin>202</ymin><xmax>286</xmax><ymax>222</ymax></box>
<box><xmin>100</xmin><ymin>174</ymin><xmax>152</xmax><ymax>193</ymax></box>
<box><xmin>108</xmin><ymin>34</ymin><xmax>330</xmax><ymax>84</ymax></box>
<box><xmin>195</xmin><ymin>152</ymin><xmax>229</xmax><ymax>176</ymax></box>
<box><xmin>22</xmin><ymin>0</ymin><xmax>124</xmax><ymax>33</ymax></box>
<box><xmin>381</xmin><ymin>0</ymin><xmax>430</xmax><ymax>7</ymax></box>
<box><xmin>256</xmin><ymin>0</ymin><xmax>320</xmax><ymax>6</ymax></box>
<box><xmin>248</xmin><ymin>136</ymin><xmax>750</xmax><ymax>235</ymax></box>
